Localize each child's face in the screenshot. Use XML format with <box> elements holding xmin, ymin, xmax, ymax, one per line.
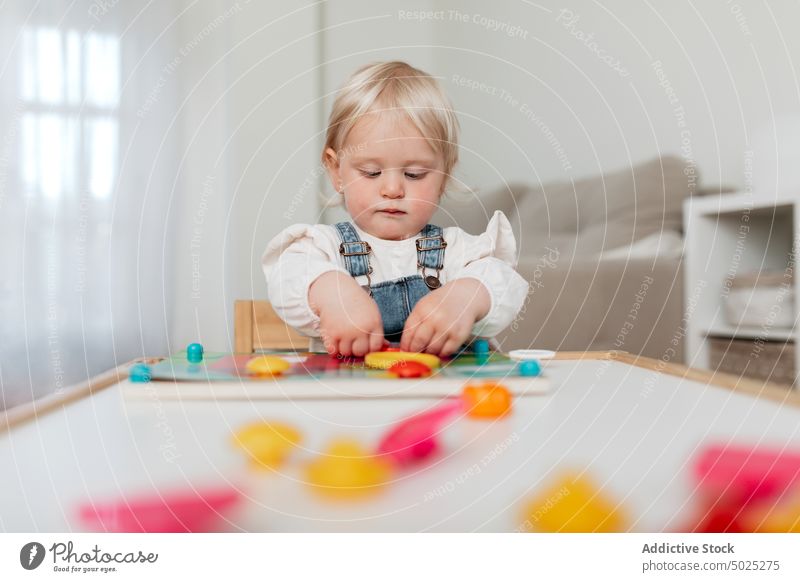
<box><xmin>325</xmin><ymin>112</ymin><xmax>447</xmax><ymax>241</ymax></box>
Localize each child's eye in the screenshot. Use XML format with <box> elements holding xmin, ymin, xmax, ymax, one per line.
<box><xmin>405</xmin><ymin>171</ymin><xmax>427</xmax><ymax>180</ymax></box>
<box><xmin>360</xmin><ymin>169</ymin><xmax>381</xmax><ymax>178</ymax></box>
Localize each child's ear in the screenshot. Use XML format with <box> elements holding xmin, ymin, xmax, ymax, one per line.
<box><xmin>323</xmin><ymin>147</ymin><xmax>343</xmax><ymax>193</ymax></box>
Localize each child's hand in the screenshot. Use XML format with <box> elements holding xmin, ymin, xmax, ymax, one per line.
<box><xmin>400</xmin><ymin>278</ymin><xmax>491</xmax><ymax>356</ymax></box>
<box><xmin>309</xmin><ymin>271</ymin><xmax>386</xmax><ymax>357</ymax></box>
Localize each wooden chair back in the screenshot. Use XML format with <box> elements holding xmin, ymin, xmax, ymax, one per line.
<box><xmin>234</xmin><ymin>300</ymin><xmax>310</xmax><ymax>353</ymax></box>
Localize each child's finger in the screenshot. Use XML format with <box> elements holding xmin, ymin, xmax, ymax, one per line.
<box><xmin>399</xmin><ymin>326</ymin><xmax>414</xmax><ymax>352</ymax></box>
<box><xmin>424</xmin><ymin>329</ymin><xmax>448</xmax><ymax>356</ymax></box>
<box><xmin>440</xmin><ymin>336</ymin><xmax>463</xmax><ymax>357</ymax></box>
<box><xmin>351</xmin><ymin>336</ymin><xmax>369</xmax><ymax>357</ymax></box>
<box><xmin>338</xmin><ymin>337</ymin><xmax>354</xmax><ymax>357</ymax></box>
<box><xmin>369</xmin><ymin>333</ymin><xmax>385</xmax><ymax>354</ymax></box>
<box><xmin>408</xmin><ymin>323</ymin><xmax>434</xmax><ymax>353</ymax></box>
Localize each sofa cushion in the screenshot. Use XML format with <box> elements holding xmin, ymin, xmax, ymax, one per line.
<box><xmin>434</xmin><ymin>156</ymin><xmax>696</xmax><ymax>258</ymax></box>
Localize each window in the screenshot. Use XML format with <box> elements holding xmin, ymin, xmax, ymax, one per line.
<box><xmin>19</xmin><ymin>27</ymin><xmax>119</xmax><ymax>200</ymax></box>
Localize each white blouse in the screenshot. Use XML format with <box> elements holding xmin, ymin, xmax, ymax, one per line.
<box><xmin>262</xmin><ymin>210</ymin><xmax>529</xmax><ymax>341</ymax></box>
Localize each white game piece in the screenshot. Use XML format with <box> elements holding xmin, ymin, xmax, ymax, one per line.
<box><xmin>509</xmin><ymin>349</ymin><xmax>556</xmax><ymax>361</ymax></box>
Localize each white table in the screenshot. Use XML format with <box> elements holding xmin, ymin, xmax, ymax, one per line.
<box><xmin>2</xmin><ymin>354</ymin><xmax>800</xmax><ymax>532</ymax></box>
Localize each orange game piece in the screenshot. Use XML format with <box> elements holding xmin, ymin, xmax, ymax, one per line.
<box><xmin>520</xmin><ymin>472</ymin><xmax>629</xmax><ymax>532</ymax></box>
<box><xmin>462</xmin><ymin>382</ymin><xmax>512</xmax><ymax>418</ymax></box>
<box><xmin>306</xmin><ymin>439</ymin><xmax>392</xmax><ymax>499</ymax></box>
<box><xmin>232</xmin><ymin>422</ymin><xmax>302</xmax><ymax>470</ymax></box>
<box><xmin>388</xmin><ymin>360</ymin><xmax>432</xmax><ymax>378</ymax></box>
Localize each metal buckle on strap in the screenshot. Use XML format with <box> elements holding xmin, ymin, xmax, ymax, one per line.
<box><xmin>339</xmin><ymin>241</ymin><xmax>371</xmax><ymax>256</ymax></box>
<box><xmin>415</xmin><ymin>236</ymin><xmax>447</xmax><ymax>252</ymax></box>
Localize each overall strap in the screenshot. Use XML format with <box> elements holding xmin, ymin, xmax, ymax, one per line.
<box><xmin>415</xmin><ymin>224</ymin><xmax>446</xmax><ymax>270</ymax></box>
<box><xmin>334</xmin><ymin>222</ymin><xmax>371</xmax><ymax>278</ymax></box>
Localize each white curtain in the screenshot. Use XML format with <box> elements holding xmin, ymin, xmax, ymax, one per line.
<box><xmin>0</xmin><ymin>1</ymin><xmax>179</xmax><ymax>409</ymax></box>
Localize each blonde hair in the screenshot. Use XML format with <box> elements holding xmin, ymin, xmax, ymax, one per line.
<box><xmin>323</xmin><ymin>61</ymin><xmax>460</xmax><ymax>188</ymax></box>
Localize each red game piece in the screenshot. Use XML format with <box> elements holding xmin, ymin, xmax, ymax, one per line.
<box><xmin>691</xmin><ymin>495</ymin><xmax>746</xmax><ymax>533</ymax></box>
<box><xmin>78</xmin><ymin>486</ymin><xmax>240</xmax><ymax>532</ymax></box>
<box><xmin>694</xmin><ymin>444</ymin><xmax>800</xmax><ymax>504</ymax></box>
<box><xmin>377</xmin><ymin>400</ymin><xmax>463</xmax><ymax>466</ymax></box>
<box><xmin>388</xmin><ymin>360</ymin><xmax>431</xmax><ymax>378</ymax></box>
<box><xmin>686</xmin><ymin>444</ymin><xmax>800</xmax><ymax>532</ymax></box>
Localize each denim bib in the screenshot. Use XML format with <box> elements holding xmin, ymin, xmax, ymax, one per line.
<box><xmin>334</xmin><ymin>222</ymin><xmax>447</xmax><ymax>342</ymax></box>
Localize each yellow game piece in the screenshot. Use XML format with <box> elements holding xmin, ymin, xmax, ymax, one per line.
<box><xmin>232</xmin><ymin>422</ymin><xmax>302</xmax><ymax>470</ymax></box>
<box><xmin>520</xmin><ymin>472</ymin><xmax>628</xmax><ymax>532</ymax></box>
<box><xmin>364</xmin><ymin>351</ymin><xmax>440</xmax><ymax>370</ymax></box>
<box><xmin>743</xmin><ymin>489</ymin><xmax>800</xmax><ymax>532</ymax></box>
<box><xmin>306</xmin><ymin>439</ymin><xmax>392</xmax><ymax>498</ymax></box>
<box><xmin>245</xmin><ymin>355</ymin><xmax>290</xmax><ymax>376</ymax></box>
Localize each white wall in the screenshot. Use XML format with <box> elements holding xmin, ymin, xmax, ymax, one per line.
<box><xmin>319</xmin><ymin>0</ymin><xmax>800</xmax><ymax>199</ymax></box>
<box><xmin>170</xmin><ymin>0</ymin><xmax>320</xmax><ymax>352</ymax></box>
<box><xmin>431</xmin><ymin>0</ymin><xmax>800</xmax><ymax>192</ymax></box>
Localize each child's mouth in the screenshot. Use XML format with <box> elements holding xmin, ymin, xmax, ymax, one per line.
<box><xmin>378</xmin><ymin>209</ymin><xmax>406</xmax><ymax>215</ymax></box>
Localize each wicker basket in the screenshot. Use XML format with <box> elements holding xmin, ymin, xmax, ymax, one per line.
<box><xmin>708</xmin><ymin>336</ymin><xmax>795</xmax><ymax>386</ymax></box>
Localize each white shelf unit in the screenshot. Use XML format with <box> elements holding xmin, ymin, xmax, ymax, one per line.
<box><xmin>683</xmin><ymin>192</ymin><xmax>798</xmax><ymax>386</ymax></box>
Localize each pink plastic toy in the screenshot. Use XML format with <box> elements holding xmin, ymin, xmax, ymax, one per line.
<box><xmin>78</xmin><ymin>486</ymin><xmax>240</xmax><ymax>532</ymax></box>
<box><xmin>376</xmin><ymin>399</ymin><xmax>463</xmax><ymax>466</ymax></box>
<box><xmin>694</xmin><ymin>444</ymin><xmax>800</xmax><ymax>504</ymax></box>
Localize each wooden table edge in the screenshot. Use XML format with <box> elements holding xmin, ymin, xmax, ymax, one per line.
<box><xmin>2</xmin><ymin>351</ymin><xmax>797</xmax><ymax>433</ymax></box>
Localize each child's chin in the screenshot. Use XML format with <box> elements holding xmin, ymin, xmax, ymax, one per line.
<box><xmin>376</xmin><ymin>225</ymin><xmax>412</xmax><ymax>240</ymax></box>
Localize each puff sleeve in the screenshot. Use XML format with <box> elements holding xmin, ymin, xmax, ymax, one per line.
<box><xmin>261</xmin><ymin>224</ymin><xmax>347</xmax><ymax>337</ymax></box>
<box><xmin>447</xmin><ymin>211</ymin><xmax>529</xmax><ymax>338</ymax></box>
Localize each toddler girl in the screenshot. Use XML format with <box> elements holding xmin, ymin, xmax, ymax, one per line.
<box><xmin>262</xmin><ymin>61</ymin><xmax>528</xmax><ymax>357</ymax></box>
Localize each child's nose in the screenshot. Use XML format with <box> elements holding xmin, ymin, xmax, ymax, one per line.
<box><xmin>380</xmin><ymin>173</ymin><xmax>404</xmax><ymax>198</ymax></box>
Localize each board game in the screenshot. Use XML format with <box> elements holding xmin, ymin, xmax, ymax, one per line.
<box><xmin>122</xmin><ymin>348</ymin><xmax>550</xmax><ymax>400</ymax></box>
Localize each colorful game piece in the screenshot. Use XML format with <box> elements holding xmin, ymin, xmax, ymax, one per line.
<box><xmin>187</xmin><ymin>342</ymin><xmax>204</xmax><ymax>363</ymax></box>
<box><xmin>687</xmin><ymin>444</ymin><xmax>800</xmax><ymax>532</ymax></box>
<box><xmin>388</xmin><ymin>360</ymin><xmax>432</xmax><ymax>378</ymax></box>
<box><xmin>472</xmin><ymin>339</ymin><xmax>490</xmax><ymax>355</ymax></box>
<box><xmin>306</xmin><ymin>439</ymin><xmax>392</xmax><ymax>498</ymax></box>
<box><xmin>376</xmin><ymin>399</ymin><xmax>463</xmax><ymax>466</ymax></box>
<box><xmin>742</xmin><ymin>488</ymin><xmax>800</xmax><ymax>533</ymax></box>
<box><xmin>518</xmin><ymin>360</ymin><xmax>542</xmax><ymax>377</ymax></box>
<box><xmin>232</xmin><ymin>421</ymin><xmax>302</xmax><ymax>470</ymax></box>
<box><xmin>364</xmin><ymin>351</ymin><xmax>440</xmax><ymax>370</ymax></box>
<box><xmin>78</xmin><ymin>486</ymin><xmax>240</xmax><ymax>532</ymax></box>
<box><xmin>693</xmin><ymin>444</ymin><xmax>800</xmax><ymax>504</ymax></box>
<box><xmin>128</xmin><ymin>363</ymin><xmax>151</xmax><ymax>383</ymax></box>
<box><xmin>520</xmin><ymin>472</ymin><xmax>628</xmax><ymax>533</ymax></box>
<box><xmin>245</xmin><ymin>355</ymin><xmax>291</xmax><ymax>376</ymax></box>
<box><xmin>462</xmin><ymin>382</ymin><xmax>512</xmax><ymax>418</ymax></box>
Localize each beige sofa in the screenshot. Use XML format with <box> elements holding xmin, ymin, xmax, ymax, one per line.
<box><xmin>433</xmin><ymin>156</ymin><xmax>694</xmax><ymax>362</ymax></box>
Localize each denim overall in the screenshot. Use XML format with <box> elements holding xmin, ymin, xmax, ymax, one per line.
<box><xmin>334</xmin><ymin>222</ymin><xmax>446</xmax><ymax>343</ymax></box>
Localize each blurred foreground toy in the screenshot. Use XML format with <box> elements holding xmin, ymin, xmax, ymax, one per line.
<box><xmin>520</xmin><ymin>472</ymin><xmax>628</xmax><ymax>533</ymax></box>
<box><xmin>689</xmin><ymin>443</ymin><xmax>800</xmax><ymax>532</ymax></box>
<box><xmin>232</xmin><ymin>421</ymin><xmax>302</xmax><ymax>470</ymax></box>
<box><xmin>462</xmin><ymin>382</ymin><xmax>512</xmax><ymax>418</ymax></box>
<box><xmin>78</xmin><ymin>486</ymin><xmax>240</xmax><ymax>532</ymax></box>
<box><xmin>377</xmin><ymin>400</ymin><xmax>463</xmax><ymax>466</ymax></box>
<box><xmin>306</xmin><ymin>440</ymin><xmax>392</xmax><ymax>499</ymax></box>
